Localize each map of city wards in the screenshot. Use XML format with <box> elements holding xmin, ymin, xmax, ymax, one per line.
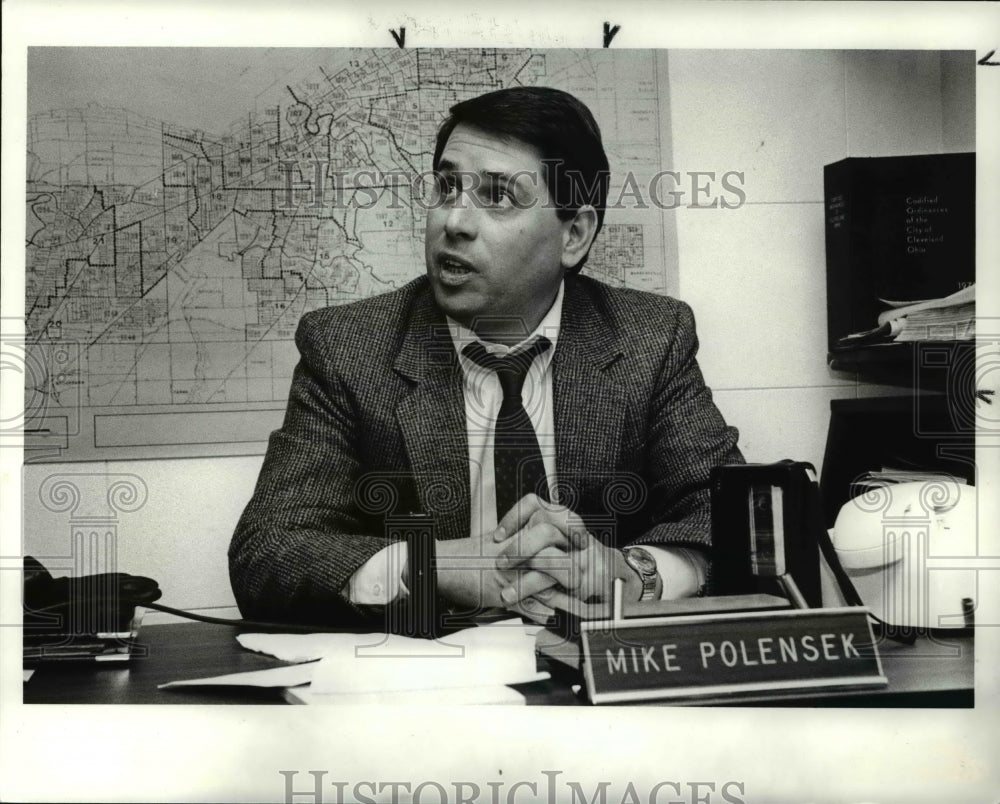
<box><xmin>25</xmin><ymin>48</ymin><xmax>677</xmax><ymax>460</ymax></box>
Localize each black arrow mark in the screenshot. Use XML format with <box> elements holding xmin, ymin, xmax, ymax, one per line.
<box><xmin>390</xmin><ymin>27</ymin><xmax>406</xmax><ymax>48</ymax></box>
<box><xmin>603</xmin><ymin>22</ymin><xmax>620</xmax><ymax>48</ymax></box>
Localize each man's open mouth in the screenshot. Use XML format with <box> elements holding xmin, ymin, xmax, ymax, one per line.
<box><xmin>438</xmin><ymin>255</ymin><xmax>475</xmax><ymax>276</ymax></box>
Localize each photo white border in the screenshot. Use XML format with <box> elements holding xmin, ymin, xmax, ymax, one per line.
<box><xmin>3</xmin><ymin>2</ymin><xmax>998</xmax><ymax>802</ymax></box>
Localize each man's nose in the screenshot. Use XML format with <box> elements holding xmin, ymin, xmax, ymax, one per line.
<box><xmin>443</xmin><ymin>193</ymin><xmax>478</xmax><ymax>239</ymax></box>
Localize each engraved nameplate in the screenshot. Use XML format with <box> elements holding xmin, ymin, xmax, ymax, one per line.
<box><xmin>580</xmin><ymin>607</ymin><xmax>886</xmax><ymax>704</ymax></box>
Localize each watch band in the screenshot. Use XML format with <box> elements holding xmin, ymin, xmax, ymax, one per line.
<box><xmin>623</xmin><ymin>546</ymin><xmax>660</xmax><ymax>602</ymax></box>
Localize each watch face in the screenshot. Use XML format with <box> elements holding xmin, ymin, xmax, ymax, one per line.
<box><xmin>625</xmin><ymin>547</ymin><xmax>657</xmax><ymax>575</ymax></box>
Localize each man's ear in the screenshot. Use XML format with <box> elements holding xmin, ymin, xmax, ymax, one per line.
<box><xmin>560</xmin><ymin>205</ymin><xmax>599</xmax><ymax>270</ymax></box>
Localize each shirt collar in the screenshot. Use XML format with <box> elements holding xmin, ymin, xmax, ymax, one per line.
<box><xmin>447</xmin><ymin>280</ymin><xmax>564</xmax><ymax>359</ymax></box>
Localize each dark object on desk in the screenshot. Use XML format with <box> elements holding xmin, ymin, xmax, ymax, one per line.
<box><xmin>819</xmin><ymin>396</ymin><xmax>976</xmax><ymax>529</ymax></box>
<box><xmin>710</xmin><ymin>461</ymin><xmax>822</xmax><ymax>608</ymax></box>
<box><xmin>23</xmin><ymin>555</ymin><xmax>162</xmax><ymax>663</ymax></box>
<box><xmin>824</xmin><ymin>152</ymin><xmax>974</xmax><ymax>354</ymax></box>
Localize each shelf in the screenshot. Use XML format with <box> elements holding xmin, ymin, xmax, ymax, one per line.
<box><xmin>827</xmin><ymin>340</ymin><xmax>975</xmax><ymax>375</ymax></box>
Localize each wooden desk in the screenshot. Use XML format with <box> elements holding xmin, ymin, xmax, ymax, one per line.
<box><xmin>23</xmin><ymin>621</ymin><xmax>974</xmax><ymax>707</ymax></box>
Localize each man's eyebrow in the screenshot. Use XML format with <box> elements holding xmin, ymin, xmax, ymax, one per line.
<box><xmin>482</xmin><ymin>170</ymin><xmax>532</xmax><ymax>186</ymax></box>
<box><xmin>436</xmin><ymin>160</ymin><xmax>532</xmax><ymax>186</ymax></box>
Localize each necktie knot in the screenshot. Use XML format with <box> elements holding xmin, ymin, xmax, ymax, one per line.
<box><xmin>463</xmin><ymin>336</ymin><xmax>551</xmax><ymax>400</ymax></box>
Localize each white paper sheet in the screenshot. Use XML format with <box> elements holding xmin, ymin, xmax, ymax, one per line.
<box><xmin>159</xmin><ymin>620</ymin><xmax>546</xmax><ymax>697</ymax></box>
<box><xmin>157</xmin><ymin>662</ymin><xmax>316</xmax><ymax>690</ymax></box>
<box><xmin>236</xmin><ymin>630</ymin><xmax>467</xmax><ymax>663</ymax></box>
<box><xmin>235</xmin><ymin>619</ymin><xmax>545</xmax><ymax>695</ymax></box>
<box><xmin>308</xmin><ymin>621</ymin><xmax>544</xmax><ymax>694</ymax></box>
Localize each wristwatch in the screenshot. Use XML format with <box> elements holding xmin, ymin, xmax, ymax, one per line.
<box><xmin>622</xmin><ymin>546</ymin><xmax>660</xmax><ymax>602</ymax></box>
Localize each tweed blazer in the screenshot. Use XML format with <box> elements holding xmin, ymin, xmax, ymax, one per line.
<box><xmin>229</xmin><ymin>274</ymin><xmax>742</xmax><ymax>624</ymax></box>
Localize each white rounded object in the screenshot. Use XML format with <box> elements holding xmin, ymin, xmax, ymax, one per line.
<box><xmin>831</xmin><ymin>481</ymin><xmax>977</xmax><ymax>629</ymax></box>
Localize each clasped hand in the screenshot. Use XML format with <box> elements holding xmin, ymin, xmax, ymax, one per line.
<box><xmin>492</xmin><ymin>494</ymin><xmax>640</xmax><ymax>613</ymax></box>
<box><xmin>434</xmin><ymin>494</ymin><xmax>639</xmax><ymax>616</ymax></box>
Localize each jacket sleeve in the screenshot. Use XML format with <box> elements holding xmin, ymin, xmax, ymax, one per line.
<box><xmin>228</xmin><ymin>313</ymin><xmax>399</xmax><ymax>626</ymax></box>
<box><xmin>630</xmin><ymin>299</ymin><xmax>744</xmax><ymax>551</ymax></box>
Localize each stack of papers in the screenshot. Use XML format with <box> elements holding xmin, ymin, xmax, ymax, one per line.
<box><xmin>837</xmin><ymin>284</ymin><xmax>975</xmax><ymax>346</ymax></box>
<box><xmin>853</xmin><ymin>468</ymin><xmax>966</xmax><ymax>491</ymax></box>
<box><xmin>159</xmin><ymin>619</ymin><xmax>548</xmax><ymax>705</ymax></box>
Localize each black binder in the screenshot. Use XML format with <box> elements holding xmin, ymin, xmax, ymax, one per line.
<box><xmin>824</xmin><ymin>152</ymin><xmax>974</xmax><ymax>352</ymax></box>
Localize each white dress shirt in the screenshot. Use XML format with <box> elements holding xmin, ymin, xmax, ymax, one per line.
<box><xmin>345</xmin><ymin>281</ymin><xmax>706</xmax><ymax>605</ymax></box>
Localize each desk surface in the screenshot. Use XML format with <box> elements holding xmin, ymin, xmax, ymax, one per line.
<box><xmin>23</xmin><ymin>622</ymin><xmax>974</xmax><ymax>707</ymax></box>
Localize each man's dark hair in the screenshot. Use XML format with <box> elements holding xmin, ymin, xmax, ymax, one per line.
<box><xmin>432</xmin><ymin>86</ymin><xmax>610</xmax><ymax>273</ymax></box>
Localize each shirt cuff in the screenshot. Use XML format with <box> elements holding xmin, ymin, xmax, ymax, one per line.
<box><xmin>343</xmin><ymin>541</ymin><xmax>410</xmax><ymax>605</ymax></box>
<box><xmin>642</xmin><ymin>545</ymin><xmax>708</xmax><ymax>600</ymax></box>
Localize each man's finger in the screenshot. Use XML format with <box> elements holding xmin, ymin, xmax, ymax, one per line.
<box><xmin>503</xmin><ymin>501</ymin><xmax>591</xmax><ymax>546</ymax></box>
<box><xmin>532</xmin><ymin>586</ymin><xmax>583</xmax><ymax>616</ymax></box>
<box><xmin>493</xmin><ymin>494</ymin><xmax>546</xmax><ymax>542</ymax></box>
<box><xmin>523</xmin><ymin>545</ymin><xmax>574</xmax><ymax>577</ymax></box>
<box><xmin>535</xmin><ymin>587</ymin><xmax>614</xmax><ymax>621</ymax></box>
<box><xmin>520</xmin><ymin>545</ymin><xmax>587</xmax><ymax>592</ymax></box>
<box><xmin>566</xmin><ymin>524</ymin><xmax>592</xmax><ymax>550</ymax></box>
<box><xmin>526</xmin><ymin>515</ymin><xmax>593</xmax><ymax>551</ymax></box>
<box><xmin>499</xmin><ymin>568</ymin><xmax>559</xmax><ymax>605</ymax></box>
<box><xmin>519</xmin><ymin>545</ymin><xmax>576</xmax><ymax>589</ymax></box>
<box><xmin>509</xmin><ymin>595</ymin><xmax>555</xmax><ymax>623</ymax></box>
<box><xmin>496</xmin><ymin>494</ymin><xmax>583</xmax><ymax>541</ymax></box>
<box><xmin>496</xmin><ymin>522</ymin><xmax>568</xmax><ymax>569</ymax></box>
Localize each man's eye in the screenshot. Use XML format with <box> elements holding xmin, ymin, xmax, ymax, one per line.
<box><xmin>437</xmin><ymin>176</ymin><xmax>460</xmax><ymax>198</ymax></box>
<box><xmin>484</xmin><ymin>184</ymin><xmax>515</xmax><ymax>206</ymax></box>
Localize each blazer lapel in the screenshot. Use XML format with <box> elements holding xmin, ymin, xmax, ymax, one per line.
<box><xmin>390</xmin><ymin>278</ymin><xmax>627</xmax><ymax>537</ymax></box>
<box><xmin>553</xmin><ymin>279</ymin><xmax>628</xmax><ymax>514</ymax></box>
<box><xmin>393</xmin><ymin>287</ymin><xmax>470</xmax><ymax>542</ymax></box>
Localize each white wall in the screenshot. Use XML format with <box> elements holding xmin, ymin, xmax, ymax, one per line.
<box><xmin>23</xmin><ymin>456</ymin><xmax>261</xmax><ymax>619</ymax></box>
<box><xmin>21</xmin><ymin>50</ymin><xmax>975</xmax><ymax>615</ymax></box>
<box><xmin>669</xmin><ymin>49</ymin><xmax>973</xmax><ymax>472</ymax></box>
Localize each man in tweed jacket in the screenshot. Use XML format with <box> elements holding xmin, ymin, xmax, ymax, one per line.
<box><xmin>230</xmin><ymin>87</ymin><xmax>742</xmax><ymax>626</ymax></box>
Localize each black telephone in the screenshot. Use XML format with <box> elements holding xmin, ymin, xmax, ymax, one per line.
<box><xmin>23</xmin><ymin>555</ymin><xmax>162</xmax><ymax>637</ymax></box>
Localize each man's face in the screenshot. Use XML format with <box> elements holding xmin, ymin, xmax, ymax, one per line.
<box><xmin>425</xmin><ymin>124</ymin><xmax>575</xmax><ymax>341</ymax></box>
